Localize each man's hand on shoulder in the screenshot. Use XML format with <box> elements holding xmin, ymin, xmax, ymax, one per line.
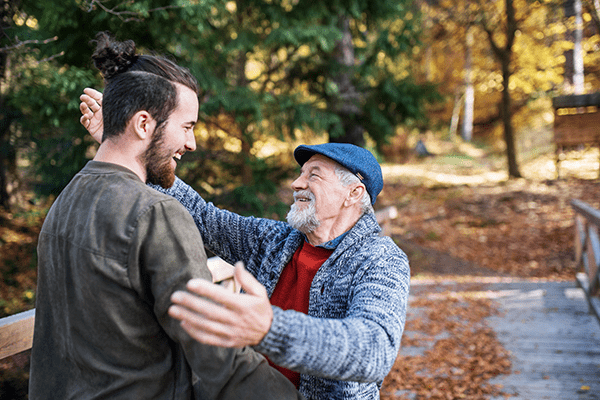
<box><xmin>169</xmin><ymin>262</ymin><xmax>273</xmax><ymax>348</ymax></box>
<box><xmin>79</xmin><ymin>87</ymin><xmax>104</xmax><ymax>143</ymax></box>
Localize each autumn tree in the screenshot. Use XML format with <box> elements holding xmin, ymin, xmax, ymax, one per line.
<box><xmin>418</xmin><ymin>0</ymin><xmax>569</xmax><ymax>178</ymax></box>
<box><xmin>479</xmin><ymin>0</ymin><xmax>522</xmax><ymax>177</ymax></box>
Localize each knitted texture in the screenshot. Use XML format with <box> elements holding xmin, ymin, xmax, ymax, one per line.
<box><xmin>154</xmin><ymin>178</ymin><xmax>410</xmax><ymax>400</ymax></box>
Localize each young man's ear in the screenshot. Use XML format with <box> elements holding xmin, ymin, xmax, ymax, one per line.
<box><xmin>130</xmin><ymin>111</ymin><xmax>156</xmax><ymax>140</ymax></box>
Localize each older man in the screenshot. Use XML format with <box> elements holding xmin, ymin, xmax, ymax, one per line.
<box><xmin>165</xmin><ymin>143</ymin><xmax>410</xmax><ymax>400</ymax></box>
<box><xmin>80</xmin><ymin>91</ymin><xmax>409</xmax><ymax>399</ymax></box>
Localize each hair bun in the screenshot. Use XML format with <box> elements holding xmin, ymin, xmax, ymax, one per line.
<box><xmin>91</xmin><ymin>31</ymin><xmax>138</xmax><ymax>80</ymax></box>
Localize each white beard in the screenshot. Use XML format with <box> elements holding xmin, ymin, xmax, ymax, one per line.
<box><xmin>286</xmin><ymin>190</ymin><xmax>320</xmax><ymax>234</ymax></box>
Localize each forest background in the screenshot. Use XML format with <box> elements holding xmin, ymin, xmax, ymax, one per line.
<box><xmin>1</xmin><ymin>0</ymin><xmax>600</xmax><ymax>398</ymax></box>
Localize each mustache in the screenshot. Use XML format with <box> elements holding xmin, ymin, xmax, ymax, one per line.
<box><xmin>293</xmin><ymin>190</ymin><xmax>315</xmax><ymax>202</ymax></box>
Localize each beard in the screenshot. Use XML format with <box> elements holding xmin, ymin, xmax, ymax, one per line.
<box><xmin>286</xmin><ymin>190</ymin><xmax>320</xmax><ymax>234</ymax></box>
<box><xmin>140</xmin><ymin>124</ymin><xmax>176</xmax><ymax>189</ymax></box>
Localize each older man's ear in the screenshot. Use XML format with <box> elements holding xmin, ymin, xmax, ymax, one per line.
<box><xmin>345</xmin><ymin>184</ymin><xmax>366</xmax><ymax>207</ymax></box>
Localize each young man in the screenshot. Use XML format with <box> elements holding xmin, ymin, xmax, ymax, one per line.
<box><xmin>30</xmin><ymin>33</ymin><xmax>302</xmax><ymax>400</ymax></box>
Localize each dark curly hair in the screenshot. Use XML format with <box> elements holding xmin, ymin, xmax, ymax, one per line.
<box><xmin>90</xmin><ymin>32</ymin><xmax>199</xmax><ymax>141</ymax></box>
<box><xmin>91</xmin><ymin>32</ymin><xmax>138</xmax><ymax>80</ymax></box>
<box><xmin>91</xmin><ymin>31</ymin><xmax>198</xmax><ymax>93</ymax></box>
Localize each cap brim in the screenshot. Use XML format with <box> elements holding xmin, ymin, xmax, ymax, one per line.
<box><xmin>293</xmin><ymin>147</ymin><xmax>318</xmax><ymax>166</ymax></box>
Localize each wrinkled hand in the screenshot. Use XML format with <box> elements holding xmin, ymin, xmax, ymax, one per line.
<box><xmin>79</xmin><ymin>88</ymin><xmax>104</xmax><ymax>143</ymax></box>
<box><xmin>169</xmin><ymin>262</ymin><xmax>274</xmax><ymax>348</ymax></box>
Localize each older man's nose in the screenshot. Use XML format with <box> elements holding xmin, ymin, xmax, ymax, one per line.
<box><xmin>291</xmin><ymin>174</ymin><xmax>308</xmax><ymax>191</ymax></box>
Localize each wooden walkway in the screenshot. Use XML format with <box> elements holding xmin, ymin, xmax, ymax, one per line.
<box><xmin>487</xmin><ymin>279</ymin><xmax>600</xmax><ymax>400</ymax></box>
<box><xmin>400</xmin><ymin>278</ymin><xmax>600</xmax><ymax>400</ymax></box>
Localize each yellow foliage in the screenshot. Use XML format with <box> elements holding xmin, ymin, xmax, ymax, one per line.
<box><xmin>413</xmin><ymin>0</ymin><xmax>600</xmax><ymax>142</ymax></box>
<box><xmin>13</xmin><ymin>13</ymin><xmax>37</xmax><ymax>28</ymax></box>
<box><xmin>245</xmin><ymin>60</ymin><xmax>263</xmax><ymax>80</ymax></box>
<box><xmin>225</xmin><ymin>1</ymin><xmax>236</xmax><ymax>13</ymax></box>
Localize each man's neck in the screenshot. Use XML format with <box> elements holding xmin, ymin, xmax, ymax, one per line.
<box><xmin>94</xmin><ymin>139</ymin><xmax>147</xmax><ymax>183</ymax></box>
<box><xmin>305</xmin><ymin>209</ymin><xmax>362</xmax><ymax>246</ymax></box>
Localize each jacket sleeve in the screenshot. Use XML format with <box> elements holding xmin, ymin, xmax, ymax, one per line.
<box><xmin>131</xmin><ymin>199</ymin><xmax>303</xmax><ymax>400</ymax></box>
<box><xmin>254</xmin><ymin>243</ymin><xmax>410</xmax><ymax>383</ymax></box>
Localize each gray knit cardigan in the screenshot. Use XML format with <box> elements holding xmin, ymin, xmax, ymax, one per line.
<box><xmin>156</xmin><ymin>178</ymin><xmax>410</xmax><ymax>400</ymax></box>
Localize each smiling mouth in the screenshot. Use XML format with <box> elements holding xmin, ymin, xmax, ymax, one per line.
<box><xmin>173</xmin><ymin>152</ymin><xmax>184</xmax><ymax>162</ymax></box>
<box><xmin>293</xmin><ymin>192</ymin><xmax>313</xmax><ymax>203</ymax></box>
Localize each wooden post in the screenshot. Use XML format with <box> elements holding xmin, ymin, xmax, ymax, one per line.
<box><xmin>574</xmin><ymin>214</ymin><xmax>586</xmax><ymax>265</ymax></box>
<box><xmin>571</xmin><ymin>199</ymin><xmax>600</xmax><ymax>323</ymax></box>
<box><xmin>587</xmin><ymin>224</ymin><xmax>600</xmax><ymax>296</ymax></box>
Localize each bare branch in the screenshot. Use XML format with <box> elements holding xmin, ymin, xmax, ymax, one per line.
<box><xmin>0</xmin><ymin>36</ymin><xmax>59</xmax><ymax>53</ymax></box>
<box><xmin>83</xmin><ymin>0</ymin><xmax>185</xmax><ymax>22</ymax></box>
<box><xmin>37</xmin><ymin>51</ymin><xmax>65</xmax><ymax>64</ymax></box>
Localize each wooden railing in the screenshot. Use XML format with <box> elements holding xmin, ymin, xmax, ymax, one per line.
<box><xmin>571</xmin><ymin>199</ymin><xmax>600</xmax><ymax>325</ymax></box>
<box><xmin>0</xmin><ymin>206</ymin><xmax>398</xmax><ymax>360</ymax></box>
<box><xmin>0</xmin><ymin>308</ymin><xmax>35</xmax><ymax>360</ymax></box>
<box><xmin>0</xmin><ymin>256</ymin><xmax>237</xmax><ymax>361</ymax></box>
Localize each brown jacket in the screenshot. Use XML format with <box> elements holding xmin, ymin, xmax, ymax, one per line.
<box><xmin>29</xmin><ymin>161</ymin><xmax>302</xmax><ymax>400</ymax></box>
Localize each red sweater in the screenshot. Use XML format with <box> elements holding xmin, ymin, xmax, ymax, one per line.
<box><xmin>267</xmin><ymin>241</ymin><xmax>334</xmax><ymax>387</ymax></box>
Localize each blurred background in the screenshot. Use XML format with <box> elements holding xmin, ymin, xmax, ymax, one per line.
<box><xmin>1</xmin><ymin>0</ymin><xmax>600</xmax><ymax>397</ymax></box>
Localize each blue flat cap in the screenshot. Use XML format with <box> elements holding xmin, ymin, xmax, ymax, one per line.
<box><xmin>294</xmin><ymin>143</ymin><xmax>383</xmax><ymax>205</ymax></box>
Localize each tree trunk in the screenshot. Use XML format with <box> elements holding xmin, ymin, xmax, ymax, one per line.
<box><xmin>564</xmin><ymin>0</ymin><xmax>585</xmax><ymax>93</ymax></box>
<box><xmin>573</xmin><ymin>0</ymin><xmax>584</xmax><ymax>94</ymax></box>
<box><xmin>329</xmin><ymin>15</ymin><xmax>365</xmax><ymax>147</ymax></box>
<box><xmin>501</xmin><ymin>58</ymin><xmax>521</xmax><ymax>178</ymax></box>
<box><xmin>592</xmin><ymin>0</ymin><xmax>600</xmax><ymax>31</ymax></box>
<box><xmin>0</xmin><ymin>131</ymin><xmax>10</xmax><ymax>210</ymax></box>
<box><xmin>330</xmin><ymin>121</ymin><xmax>364</xmax><ymax>147</ymax></box>
<box><xmin>450</xmin><ymin>90</ymin><xmax>463</xmax><ymax>138</ymax></box>
<box><xmin>501</xmin><ymin>0</ymin><xmax>521</xmax><ymax>178</ymax></box>
<box><xmin>0</xmin><ymin>52</ymin><xmax>13</xmax><ymax>210</ymax></box>
<box><xmin>0</xmin><ymin>105</ymin><xmax>18</xmax><ymax>210</ymax></box>
<box><xmin>482</xmin><ymin>0</ymin><xmax>521</xmax><ymax>178</ymax></box>
<box><xmin>461</xmin><ymin>26</ymin><xmax>474</xmax><ymax>142</ymax></box>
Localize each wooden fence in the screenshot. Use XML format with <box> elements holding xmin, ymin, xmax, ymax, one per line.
<box><xmin>571</xmin><ymin>198</ymin><xmax>600</xmax><ymax>325</ymax></box>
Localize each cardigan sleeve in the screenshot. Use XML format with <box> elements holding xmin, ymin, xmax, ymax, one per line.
<box><xmin>150</xmin><ymin>177</ymin><xmax>284</xmax><ymax>267</ymax></box>
<box><xmin>254</xmin><ymin>242</ymin><xmax>410</xmax><ymax>383</ymax></box>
